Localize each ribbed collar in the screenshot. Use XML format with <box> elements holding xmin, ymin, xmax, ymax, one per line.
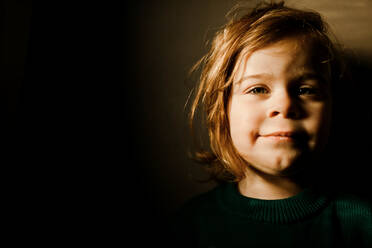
<box><xmin>217</xmin><ymin>183</ymin><xmax>329</xmax><ymax>224</ymax></box>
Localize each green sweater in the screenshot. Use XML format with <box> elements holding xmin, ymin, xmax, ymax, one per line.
<box><xmin>169</xmin><ymin>183</ymin><xmax>372</xmax><ymax>248</ymax></box>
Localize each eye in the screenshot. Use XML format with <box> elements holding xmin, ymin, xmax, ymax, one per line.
<box><xmin>247</xmin><ymin>86</ymin><xmax>269</xmax><ymax>95</ymax></box>
<box><xmin>297</xmin><ymin>86</ymin><xmax>318</xmax><ymax>96</ymax></box>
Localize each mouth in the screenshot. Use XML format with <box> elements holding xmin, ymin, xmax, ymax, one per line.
<box><xmin>259</xmin><ymin>131</ymin><xmax>306</xmax><ymax>142</ymax></box>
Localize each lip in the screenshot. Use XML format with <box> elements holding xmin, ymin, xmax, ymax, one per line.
<box><xmin>259</xmin><ymin>131</ymin><xmax>303</xmax><ymax>142</ymax></box>
<box><xmin>261</xmin><ymin>131</ymin><xmax>297</xmax><ymax>137</ymax></box>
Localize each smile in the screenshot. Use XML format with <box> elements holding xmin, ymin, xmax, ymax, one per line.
<box><xmin>259</xmin><ymin>131</ymin><xmax>304</xmax><ymax>142</ymax></box>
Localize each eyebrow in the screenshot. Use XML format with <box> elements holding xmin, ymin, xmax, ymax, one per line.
<box><xmin>295</xmin><ymin>72</ymin><xmax>322</xmax><ymax>80</ymax></box>
<box><xmin>235</xmin><ymin>73</ymin><xmax>273</xmax><ymax>85</ymax></box>
<box><xmin>235</xmin><ymin>72</ymin><xmax>325</xmax><ymax>85</ymax></box>
<box><xmin>292</xmin><ymin>72</ymin><xmax>326</xmax><ymax>85</ymax></box>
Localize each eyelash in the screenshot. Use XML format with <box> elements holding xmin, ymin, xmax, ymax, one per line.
<box><xmin>246</xmin><ymin>86</ymin><xmax>319</xmax><ymax>96</ymax></box>
<box><xmin>297</xmin><ymin>86</ymin><xmax>318</xmax><ymax>96</ymax></box>
<box><xmin>247</xmin><ymin>86</ymin><xmax>269</xmax><ymax>95</ymax></box>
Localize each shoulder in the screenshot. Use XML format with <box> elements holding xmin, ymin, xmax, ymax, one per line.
<box><xmin>333</xmin><ymin>193</ymin><xmax>372</xmax><ymax>219</ymax></box>
<box><xmin>174</xmin><ymin>184</ymin><xmax>224</xmax><ymax>218</ymax></box>
<box><xmin>330</xmin><ymin>193</ymin><xmax>372</xmax><ymax>246</ymax></box>
<box><xmin>164</xmin><ymin>184</ymin><xmax>225</xmax><ymax>247</ymax></box>
<box><xmin>331</xmin><ymin>192</ymin><xmax>372</xmax><ymax>234</ymax></box>
<box><xmin>168</xmin><ymin>183</ymin><xmax>229</xmax><ymax>229</ymax></box>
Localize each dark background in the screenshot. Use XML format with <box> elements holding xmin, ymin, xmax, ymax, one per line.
<box><xmin>2</xmin><ymin>0</ymin><xmax>371</xmax><ymax>243</ymax></box>
<box><xmin>2</xmin><ymin>1</ymin><xmax>122</xmax><ymax>242</ymax></box>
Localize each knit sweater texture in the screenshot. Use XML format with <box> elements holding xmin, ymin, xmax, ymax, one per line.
<box><xmin>169</xmin><ymin>183</ymin><xmax>372</xmax><ymax>248</ymax></box>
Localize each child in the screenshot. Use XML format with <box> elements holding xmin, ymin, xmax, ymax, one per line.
<box><xmin>169</xmin><ymin>1</ymin><xmax>372</xmax><ymax>247</ymax></box>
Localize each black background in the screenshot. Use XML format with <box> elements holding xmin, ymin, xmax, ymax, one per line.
<box><xmin>2</xmin><ymin>1</ymin><xmax>122</xmax><ymax>244</ymax></box>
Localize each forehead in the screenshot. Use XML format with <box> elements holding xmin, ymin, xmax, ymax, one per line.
<box><xmin>238</xmin><ymin>38</ymin><xmax>314</xmax><ymax>77</ymax></box>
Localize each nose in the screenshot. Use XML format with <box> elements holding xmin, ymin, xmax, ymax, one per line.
<box><xmin>267</xmin><ymin>90</ymin><xmax>301</xmax><ymax>119</ymax></box>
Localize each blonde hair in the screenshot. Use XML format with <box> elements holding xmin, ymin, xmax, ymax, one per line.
<box><xmin>188</xmin><ymin>1</ymin><xmax>346</xmax><ymax>183</ymax></box>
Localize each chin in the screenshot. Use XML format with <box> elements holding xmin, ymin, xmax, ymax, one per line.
<box><xmin>262</xmin><ymin>161</ymin><xmax>294</xmax><ymax>175</ymax></box>
<box><xmin>246</xmin><ymin>153</ymin><xmax>304</xmax><ymax>177</ymax></box>
<box><xmin>272</xmin><ymin>154</ymin><xmax>311</xmax><ymax>177</ymax></box>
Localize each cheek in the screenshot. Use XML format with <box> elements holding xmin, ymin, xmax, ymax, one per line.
<box><xmin>228</xmin><ymin>99</ymin><xmax>262</xmax><ymax>149</ymax></box>
<box><xmin>305</xmin><ymin>102</ymin><xmax>332</xmax><ymax>148</ymax></box>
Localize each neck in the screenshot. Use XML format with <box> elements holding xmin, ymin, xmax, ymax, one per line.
<box><xmin>238</xmin><ymin>169</ymin><xmax>303</xmax><ymax>200</ymax></box>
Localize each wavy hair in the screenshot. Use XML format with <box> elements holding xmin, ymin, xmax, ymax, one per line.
<box><xmin>188</xmin><ymin>1</ymin><xmax>347</xmax><ymax>183</ymax></box>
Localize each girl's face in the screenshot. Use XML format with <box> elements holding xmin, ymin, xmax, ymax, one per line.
<box><xmin>228</xmin><ymin>38</ymin><xmax>332</xmax><ymax>176</ymax></box>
